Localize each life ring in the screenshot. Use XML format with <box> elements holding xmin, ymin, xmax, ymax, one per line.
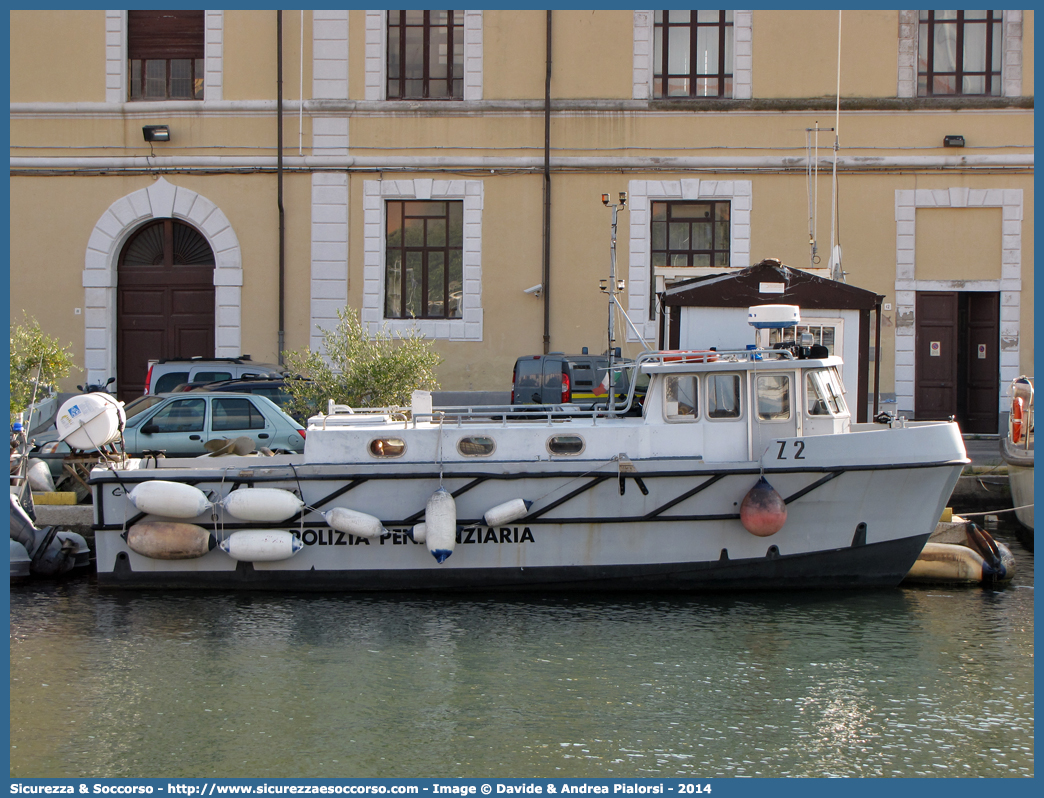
<box><xmin>661</xmin><ymin>350</ymin><xmax>719</xmax><ymax>363</ymax></box>
<box><xmin>1011</xmin><ymin>397</ymin><xmax>1024</xmax><ymax>444</ymax></box>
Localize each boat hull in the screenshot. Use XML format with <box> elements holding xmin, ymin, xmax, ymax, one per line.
<box><xmin>1000</xmin><ymin>435</ymin><xmax>1034</xmax><ymax>531</ymax></box>
<box><xmin>91</xmin><ymin>446</ymin><xmax>963</xmax><ymax>593</ymax></box>
<box><xmin>102</xmin><ymin>533</ymin><xmax>929</xmax><ymax>592</ymax></box>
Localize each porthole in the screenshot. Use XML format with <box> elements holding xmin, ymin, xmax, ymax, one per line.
<box><xmin>457</xmin><ymin>436</ymin><xmax>496</xmax><ymax>457</ymax></box>
<box><xmin>369</xmin><ymin>438</ymin><xmax>406</xmax><ymax>458</ymax></box>
<box><xmin>547</xmin><ymin>435</ymin><xmax>585</xmax><ymax>456</ymax></box>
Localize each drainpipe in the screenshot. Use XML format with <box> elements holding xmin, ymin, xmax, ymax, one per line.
<box><xmin>541</xmin><ymin>11</ymin><xmax>552</xmax><ymax>354</ymax></box>
<box><xmin>277</xmin><ymin>11</ymin><xmax>286</xmax><ymax>364</ymax></box>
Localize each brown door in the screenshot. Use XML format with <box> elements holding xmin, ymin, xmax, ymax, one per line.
<box><xmin>960</xmin><ymin>292</ymin><xmax>1000</xmax><ymax>434</ymax></box>
<box><xmin>915</xmin><ymin>291</ymin><xmax>1000</xmax><ymax>433</ymax></box>
<box><xmin>915</xmin><ymin>292</ymin><xmax>958</xmax><ymax>420</ymax></box>
<box><xmin>117</xmin><ymin>219</ymin><xmax>215</xmax><ymax>401</ymax></box>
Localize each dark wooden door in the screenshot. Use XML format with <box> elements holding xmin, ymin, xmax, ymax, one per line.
<box><xmin>117</xmin><ymin>219</ymin><xmax>215</xmax><ymax>401</ymax></box>
<box><xmin>960</xmin><ymin>292</ymin><xmax>1000</xmax><ymax>434</ymax></box>
<box><xmin>915</xmin><ymin>292</ymin><xmax>958</xmax><ymax>420</ymax></box>
<box><xmin>915</xmin><ymin>291</ymin><xmax>1000</xmax><ymax>433</ymax></box>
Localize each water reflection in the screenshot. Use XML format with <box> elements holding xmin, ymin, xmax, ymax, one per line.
<box><xmin>10</xmin><ymin>531</ymin><xmax>1033</xmax><ymax>779</ymax></box>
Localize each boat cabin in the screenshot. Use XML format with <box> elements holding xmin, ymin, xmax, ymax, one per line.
<box><xmin>304</xmin><ymin>344</ymin><xmax>851</xmax><ymax>468</ymax></box>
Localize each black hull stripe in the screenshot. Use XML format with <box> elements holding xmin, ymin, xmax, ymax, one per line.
<box><xmin>89</xmin><ymin>458</ymin><xmax>968</xmax><ymax>487</ymax></box>
<box><xmin>99</xmin><ymin>534</ymin><xmax>931</xmax><ymax>593</ymax></box>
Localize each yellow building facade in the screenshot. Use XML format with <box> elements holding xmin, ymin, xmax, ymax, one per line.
<box><xmin>9</xmin><ymin>10</ymin><xmax>1033</xmax><ymax>431</ymax></box>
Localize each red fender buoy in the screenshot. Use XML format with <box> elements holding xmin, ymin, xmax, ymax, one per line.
<box><xmin>740</xmin><ymin>476</ymin><xmax>787</xmax><ymax>537</ymax></box>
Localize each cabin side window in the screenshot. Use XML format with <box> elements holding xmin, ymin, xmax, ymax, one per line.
<box><xmin>823</xmin><ymin>368</ymin><xmax>847</xmax><ymax>414</ymax></box>
<box><xmin>369</xmin><ymin>438</ymin><xmax>407</xmax><ymax>458</ymax></box>
<box><xmin>457</xmin><ymin>436</ymin><xmax>495</xmax><ymax>456</ymax></box>
<box><xmin>756</xmin><ymin>375</ymin><xmax>791</xmax><ymax>421</ymax></box>
<box><xmin>706</xmin><ymin>374</ymin><xmax>741</xmax><ymax>419</ymax></box>
<box><xmin>806</xmin><ymin>372</ymin><xmax>832</xmax><ymax>416</ymax></box>
<box><xmin>807</xmin><ymin>369</ymin><xmax>848</xmax><ymax>416</ymax></box>
<box><xmin>547</xmin><ymin>435</ymin><xmax>585</xmax><ymax>456</ymax></box>
<box><xmin>664</xmin><ymin>375</ymin><xmax>699</xmax><ymax>420</ymax></box>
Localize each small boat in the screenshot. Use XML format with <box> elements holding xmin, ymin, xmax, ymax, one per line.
<box><xmin>86</xmin><ymin>301</ymin><xmax>967</xmax><ymax>591</ymax></box>
<box><xmin>999</xmin><ymin>376</ymin><xmax>1033</xmax><ymax>533</ymax></box>
<box><xmin>10</xmin><ymin>410</ymin><xmax>92</xmax><ymax>581</ymax></box>
<box><xmin>904</xmin><ymin>518</ymin><xmax>1015</xmax><ymax>585</ymax></box>
<box><xmin>9</xmin><ymin>493</ymin><xmax>91</xmax><ymax>578</ymax></box>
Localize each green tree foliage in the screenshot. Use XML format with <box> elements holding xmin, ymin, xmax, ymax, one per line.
<box><xmin>10</xmin><ymin>315</ymin><xmax>77</xmax><ymax>418</ymax></box>
<box><xmin>282</xmin><ymin>307</ymin><xmax>441</xmax><ymax>420</ymax></box>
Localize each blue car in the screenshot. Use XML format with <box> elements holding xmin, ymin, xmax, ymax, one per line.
<box><xmin>34</xmin><ymin>392</ymin><xmax>306</xmax><ymax>480</ymax></box>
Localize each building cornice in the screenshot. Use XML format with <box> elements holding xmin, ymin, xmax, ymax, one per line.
<box><xmin>10</xmin><ymin>154</ymin><xmax>1033</xmax><ymax>175</ymax></box>
<box><xmin>10</xmin><ymin>96</ymin><xmax>1034</xmax><ymax>120</ymax></box>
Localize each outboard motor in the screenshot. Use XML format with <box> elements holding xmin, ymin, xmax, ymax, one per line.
<box><xmin>9</xmin><ymin>493</ymin><xmax>89</xmax><ymax>576</ymax></box>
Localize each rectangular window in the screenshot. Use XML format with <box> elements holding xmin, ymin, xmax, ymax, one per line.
<box><xmin>150</xmin><ymin>398</ymin><xmax>205</xmax><ymax>433</ymax></box>
<box><xmin>385</xmin><ymin>200</ymin><xmax>464</xmax><ymax>320</ymax></box>
<box><xmin>706</xmin><ymin>373</ymin><xmax>741</xmax><ymax>419</ymax></box>
<box><xmin>212</xmin><ymin>398</ymin><xmax>266</xmax><ymax>432</ymax></box>
<box><xmin>651</xmin><ymin>201</ymin><xmax>731</xmax><ymax>270</ymax></box>
<box><xmin>387</xmin><ymin>10</ymin><xmax>464</xmax><ymax>100</ymax></box>
<box><xmin>769</xmin><ymin>323</ymin><xmax>837</xmax><ymax>355</ymax></box>
<box><xmin>128</xmin><ymin>10</ymin><xmax>205</xmax><ymax>101</ymax></box>
<box><xmin>918</xmin><ymin>10</ymin><xmax>1003</xmax><ymax>97</ymax></box>
<box><xmin>756</xmin><ymin>375</ymin><xmax>791</xmax><ymax>421</ymax></box>
<box><xmin>665</xmin><ymin>375</ymin><xmax>699</xmax><ymax>420</ymax></box>
<box><xmin>653</xmin><ymin>10</ymin><xmax>733</xmax><ymax>99</ymax></box>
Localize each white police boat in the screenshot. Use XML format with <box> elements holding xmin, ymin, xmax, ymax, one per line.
<box><xmin>88</xmin><ymin>300</ymin><xmax>967</xmax><ymax>592</ymax></box>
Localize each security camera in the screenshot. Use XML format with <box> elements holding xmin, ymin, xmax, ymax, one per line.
<box><xmin>523</xmin><ymin>284</ymin><xmax>542</xmax><ymax>297</ymax></box>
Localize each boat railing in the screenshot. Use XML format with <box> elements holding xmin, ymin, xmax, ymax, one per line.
<box><xmin>636</xmin><ymin>347</ymin><xmax>796</xmax><ymax>366</ymax></box>
<box><xmin>311</xmin><ymin>347</ymin><xmax>806</xmax><ymax>429</ymax></box>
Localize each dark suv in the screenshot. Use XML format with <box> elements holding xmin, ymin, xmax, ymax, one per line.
<box><xmin>510</xmin><ymin>350</ymin><xmax>642</xmax><ymax>410</ymax></box>
<box><xmin>186</xmin><ymin>376</ymin><xmax>310</xmax><ymax>423</ymax></box>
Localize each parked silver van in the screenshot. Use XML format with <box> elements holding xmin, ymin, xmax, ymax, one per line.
<box><xmin>144</xmin><ymin>356</ymin><xmax>285</xmax><ymax>395</ymax></box>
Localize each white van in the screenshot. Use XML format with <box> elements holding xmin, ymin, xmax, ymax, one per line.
<box><xmin>144</xmin><ymin>356</ymin><xmax>286</xmax><ymax>395</ymax></box>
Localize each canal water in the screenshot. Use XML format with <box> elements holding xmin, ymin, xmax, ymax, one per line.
<box><xmin>9</xmin><ymin>525</ymin><xmax>1033</xmax><ymax>779</ymax></box>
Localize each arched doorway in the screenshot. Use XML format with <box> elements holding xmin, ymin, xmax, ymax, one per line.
<box><xmin>116</xmin><ymin>218</ymin><xmax>216</xmax><ymax>401</ymax></box>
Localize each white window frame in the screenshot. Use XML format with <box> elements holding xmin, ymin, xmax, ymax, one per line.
<box><xmin>897</xmin><ymin>9</ymin><xmax>1023</xmax><ymax>98</ymax></box>
<box><xmin>633</xmin><ymin>9</ymin><xmax>752</xmax><ymax>100</ymax></box>
<box><xmin>362</xmin><ymin>178</ymin><xmax>484</xmax><ymax>342</ymax></box>
<box><xmin>626</xmin><ymin>178</ymin><xmax>752</xmax><ymax>342</ymax></box>
<box><xmin>365</xmin><ymin>10</ymin><xmax>483</xmax><ymax>101</ymax></box>
<box><xmin>106</xmin><ymin>10</ymin><xmax>224</xmax><ymax>103</ymax></box>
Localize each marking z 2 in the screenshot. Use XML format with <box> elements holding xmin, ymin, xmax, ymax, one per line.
<box><xmin>776</xmin><ymin>440</ymin><xmax>806</xmax><ymax>460</ymax></box>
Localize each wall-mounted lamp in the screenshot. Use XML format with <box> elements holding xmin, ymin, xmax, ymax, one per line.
<box><xmin>943</xmin><ymin>135</ymin><xmax>965</xmax><ymax>148</ymax></box>
<box><xmin>143</xmin><ymin>125</ymin><xmax>170</xmax><ymax>142</ymax></box>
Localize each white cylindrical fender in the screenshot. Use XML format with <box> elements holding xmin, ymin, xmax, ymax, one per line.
<box><xmin>128</xmin><ymin>481</ymin><xmax>212</xmax><ymax>519</ymax></box>
<box><xmin>219</xmin><ymin>530</ymin><xmax>304</xmax><ymax>562</ymax></box>
<box><xmin>409</xmin><ymin>522</ymin><xmax>426</xmax><ymax>543</ymax></box>
<box><xmin>425</xmin><ymin>487</ymin><xmax>456</xmax><ymax>563</ymax></box>
<box><xmin>222</xmin><ymin>488</ymin><xmax>304</xmax><ymax>523</ymax></box>
<box><xmin>125</xmin><ymin>522</ymin><xmax>216</xmax><ymax>560</ymax></box>
<box><xmin>323</xmin><ymin>507</ymin><xmax>385</xmax><ymax>539</ymax></box>
<box><xmin>483</xmin><ymin>498</ymin><xmax>532</xmax><ymax>527</ymax></box>
<box><xmin>26</xmin><ymin>458</ymin><xmax>56</xmax><ymax>493</ymax></box>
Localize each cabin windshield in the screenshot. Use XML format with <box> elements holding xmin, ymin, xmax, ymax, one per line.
<box><xmin>806</xmin><ymin>369</ymin><xmax>847</xmax><ymax>415</ymax></box>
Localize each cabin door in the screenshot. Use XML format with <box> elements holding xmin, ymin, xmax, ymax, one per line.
<box><xmin>915</xmin><ymin>291</ymin><xmax>999</xmax><ymax>433</ymax></box>
<box><xmin>117</xmin><ymin>219</ymin><xmax>216</xmax><ymax>402</ymax></box>
<box><xmin>750</xmin><ymin>370</ymin><xmax>799</xmax><ymax>456</ymax></box>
